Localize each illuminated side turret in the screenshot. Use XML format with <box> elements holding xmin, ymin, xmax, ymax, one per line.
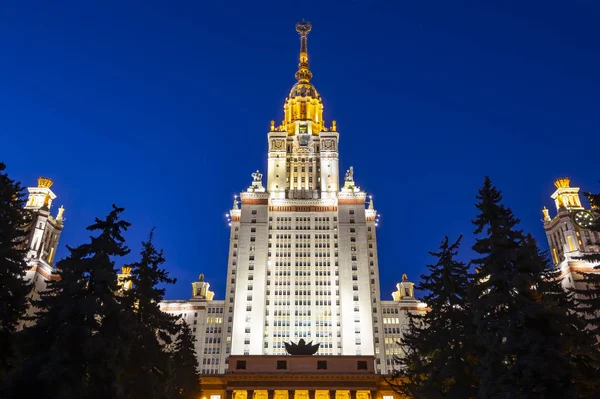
<box><xmin>542</xmin><ymin>177</ymin><xmax>600</xmax><ymax>290</ymax></box>
<box><xmin>192</xmin><ymin>273</ymin><xmax>215</xmax><ymax>301</ymax></box>
<box><xmin>551</xmin><ymin>177</ymin><xmax>583</xmax><ymax>211</ymax></box>
<box><xmin>118</xmin><ymin>266</ymin><xmax>133</xmax><ymax>291</ymax></box>
<box><xmin>25</xmin><ymin>177</ymin><xmax>65</xmax><ymax>265</ymax></box>
<box><xmin>20</xmin><ymin>176</ymin><xmax>66</xmax><ymax>327</ymax></box>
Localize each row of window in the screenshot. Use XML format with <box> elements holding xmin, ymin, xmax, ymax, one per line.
<box><xmin>235</xmin><ymin>360</ymin><xmax>368</xmax><ymax>371</ymax></box>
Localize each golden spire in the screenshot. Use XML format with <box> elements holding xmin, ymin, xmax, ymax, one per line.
<box><xmin>280</xmin><ymin>21</ymin><xmax>324</xmax><ymax>135</ymax></box>
<box><xmin>295</xmin><ymin>20</ymin><xmax>313</xmax><ymax>83</ymax></box>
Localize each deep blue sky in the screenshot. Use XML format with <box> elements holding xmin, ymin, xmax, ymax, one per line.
<box><xmin>2</xmin><ymin>1</ymin><xmax>599</xmax><ymax>300</ymax></box>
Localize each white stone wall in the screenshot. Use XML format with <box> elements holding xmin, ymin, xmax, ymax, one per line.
<box><xmin>230</xmin><ymin>194</ymin><xmax>270</xmax><ymax>355</ymax></box>
<box><xmin>160</xmin><ymin>300</ymin><xmax>226</xmax><ymax>374</ymax></box>
<box><xmin>267</xmin><ymin>130</ymin><xmax>287</xmax><ymax>198</ymax></box>
<box><xmin>318</xmin><ymin>131</ymin><xmax>339</xmax><ymax>199</ymax></box>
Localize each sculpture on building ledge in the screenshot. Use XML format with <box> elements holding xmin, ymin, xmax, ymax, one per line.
<box><xmin>284</xmin><ymin>339</ymin><xmax>320</xmax><ymax>355</ymax></box>
<box><xmin>247</xmin><ymin>170</ymin><xmax>266</xmax><ymax>193</ymax></box>
<box><xmin>344</xmin><ymin>166</ymin><xmax>354</xmax><ymax>182</ymax></box>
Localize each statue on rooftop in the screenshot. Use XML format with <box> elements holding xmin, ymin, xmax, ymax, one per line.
<box><xmin>284</xmin><ymin>339</ymin><xmax>320</xmax><ymax>355</ymax></box>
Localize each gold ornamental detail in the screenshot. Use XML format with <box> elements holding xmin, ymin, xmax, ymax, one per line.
<box><xmin>38</xmin><ymin>177</ymin><xmax>53</xmax><ymax>188</ymax></box>
<box><xmin>554</xmin><ymin>177</ymin><xmax>570</xmax><ymax>189</ymax></box>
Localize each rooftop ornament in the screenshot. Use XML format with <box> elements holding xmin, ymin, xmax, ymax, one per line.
<box><xmin>284</xmin><ymin>339</ymin><xmax>320</xmax><ymax>355</ymax></box>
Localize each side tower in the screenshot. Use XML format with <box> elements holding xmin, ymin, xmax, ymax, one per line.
<box><xmin>160</xmin><ymin>274</ymin><xmax>226</xmax><ymax>375</ymax></box>
<box><xmin>24</xmin><ymin>177</ymin><xmax>65</xmax><ymax>292</ymax></box>
<box><xmin>542</xmin><ymin>178</ymin><xmax>600</xmax><ymax>290</ymax></box>
<box><xmin>379</xmin><ymin>274</ymin><xmax>427</xmax><ymax>374</ymax></box>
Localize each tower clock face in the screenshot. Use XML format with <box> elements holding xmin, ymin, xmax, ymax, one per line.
<box><xmin>573</xmin><ymin>210</ymin><xmax>595</xmax><ymax>229</ymax></box>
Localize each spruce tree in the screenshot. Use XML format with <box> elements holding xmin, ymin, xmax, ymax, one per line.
<box><xmin>0</xmin><ymin>162</ymin><xmax>32</xmax><ymax>383</ymax></box>
<box><xmin>5</xmin><ymin>205</ymin><xmax>132</xmax><ymax>399</ymax></box>
<box><xmin>471</xmin><ymin>177</ymin><xmax>592</xmax><ymax>398</ymax></box>
<box><xmin>122</xmin><ymin>229</ymin><xmax>179</xmax><ymax>399</ymax></box>
<box><xmin>167</xmin><ymin>321</ymin><xmax>201</xmax><ymax>399</ymax></box>
<box><xmin>390</xmin><ymin>236</ymin><xmax>477</xmax><ymax>399</ymax></box>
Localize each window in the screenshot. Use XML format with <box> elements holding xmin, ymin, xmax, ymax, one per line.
<box><xmin>317</xmin><ymin>360</ymin><xmax>327</xmax><ymax>370</ymax></box>
<box><xmin>251</xmin><ymin>210</ymin><xmax>257</xmax><ymax>215</ymax></box>
<box><xmin>357</xmin><ymin>361</ymin><xmax>368</xmax><ymax>370</ymax></box>
<box><xmin>277</xmin><ymin>360</ymin><xmax>287</xmax><ymax>370</ymax></box>
<box><xmin>236</xmin><ymin>360</ymin><xmax>247</xmax><ymax>370</ymax></box>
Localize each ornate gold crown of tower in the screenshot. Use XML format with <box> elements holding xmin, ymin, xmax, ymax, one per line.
<box><xmin>37</xmin><ymin>177</ymin><xmax>54</xmax><ymax>188</ymax></box>
<box><xmin>278</xmin><ymin>20</ymin><xmax>325</xmax><ymax>135</ymax></box>
<box><xmin>554</xmin><ymin>177</ymin><xmax>570</xmax><ymax>189</ymax></box>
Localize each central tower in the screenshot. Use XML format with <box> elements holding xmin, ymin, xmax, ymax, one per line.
<box><xmin>267</xmin><ymin>20</ymin><xmax>340</xmax><ymax>201</ymax></box>
<box><xmin>224</xmin><ymin>22</ymin><xmax>381</xmax><ymax>361</ymax></box>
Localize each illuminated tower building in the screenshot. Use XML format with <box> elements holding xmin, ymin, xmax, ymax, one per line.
<box><xmin>23</xmin><ymin>177</ymin><xmax>65</xmax><ymax>293</ymax></box>
<box><xmin>160</xmin><ymin>21</ymin><xmax>425</xmax><ymax>376</ymax></box>
<box><xmin>542</xmin><ymin>177</ymin><xmax>600</xmax><ymax>290</ymax></box>
<box><xmin>224</xmin><ymin>20</ymin><xmax>380</xmax><ymax>360</ymax></box>
<box><xmin>12</xmin><ymin>176</ymin><xmax>66</xmax><ymax>326</ymax></box>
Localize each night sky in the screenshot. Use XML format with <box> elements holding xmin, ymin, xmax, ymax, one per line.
<box><xmin>1</xmin><ymin>1</ymin><xmax>599</xmax><ymax>300</ymax></box>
